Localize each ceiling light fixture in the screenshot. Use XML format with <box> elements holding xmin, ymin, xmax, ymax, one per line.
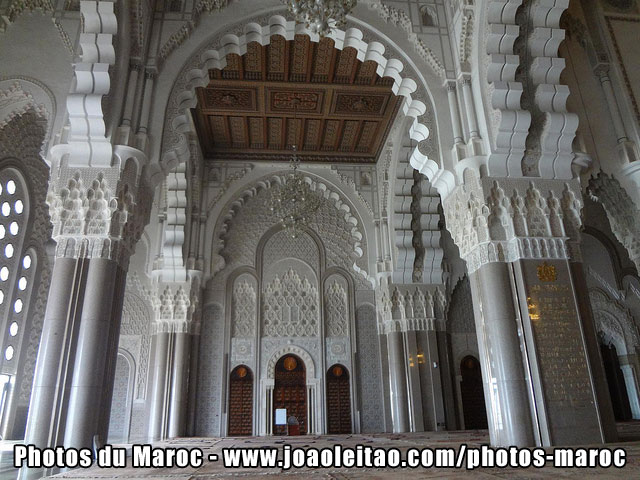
<box><xmin>288</xmin><ymin>0</ymin><xmax>357</xmax><ymax>37</ymax></box>
<box><xmin>268</xmin><ymin>99</ymin><xmax>323</xmax><ymax>239</ymax></box>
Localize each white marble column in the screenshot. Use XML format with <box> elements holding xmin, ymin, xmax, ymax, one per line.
<box><xmin>167</xmin><ymin>332</ymin><xmax>191</xmax><ymax>438</ymax></box>
<box><xmin>469</xmin><ymin>262</ymin><xmax>535</xmax><ymax>447</ymax></box>
<box><xmin>597</xmin><ymin>69</ymin><xmax>628</xmax><ymax>144</ymax></box>
<box><xmin>186</xmin><ymin>333</ymin><xmax>200</xmax><ymax>435</ymax></box>
<box><xmin>404</xmin><ymin>330</ymin><xmax>424</xmax><ymax>432</ymax></box>
<box><xmin>23</xmin><ymin>258</ymin><xmax>81</xmax><ymax>452</ymax></box>
<box><xmin>446</xmin><ymin>81</ymin><xmax>464</xmax><ymax>145</ymax></box>
<box><xmin>386</xmin><ymin>331</ymin><xmax>410</xmax><ymax>433</ymax></box>
<box><xmin>620</xmin><ymin>364</ymin><xmax>640</xmax><ymax>420</ymax></box>
<box><xmin>460</xmin><ymin>76</ymin><xmax>480</xmax><ymax>139</ymax></box>
<box><xmin>148</xmin><ymin>331</ymin><xmax>170</xmax><ymax>441</ymax></box>
<box><xmin>64</xmin><ymin>259</ymin><xmax>119</xmax><ymax>449</ymax></box>
<box><xmin>417</xmin><ymin>330</ymin><xmax>446</xmax><ymax>431</ymax></box>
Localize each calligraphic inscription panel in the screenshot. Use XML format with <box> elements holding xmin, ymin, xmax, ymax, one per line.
<box><xmin>521</xmin><ymin>260</ymin><xmax>601</xmax><ymax>445</ymax></box>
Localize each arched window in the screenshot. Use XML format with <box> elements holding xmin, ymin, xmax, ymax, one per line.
<box><xmin>0</xmin><ymin>168</ymin><xmax>36</xmax><ymax>436</ymax></box>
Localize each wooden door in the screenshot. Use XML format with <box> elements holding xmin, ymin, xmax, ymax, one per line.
<box><xmin>273</xmin><ymin>355</ymin><xmax>307</xmax><ymax>435</ymax></box>
<box><xmin>326</xmin><ymin>364</ymin><xmax>352</xmax><ymax>434</ymax></box>
<box><xmin>228</xmin><ymin>365</ymin><xmax>253</xmax><ymax>436</ymax></box>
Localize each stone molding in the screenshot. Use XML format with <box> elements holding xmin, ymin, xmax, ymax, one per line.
<box><xmin>442</xmin><ymin>174</ymin><xmax>584</xmax><ymax>273</ymax></box>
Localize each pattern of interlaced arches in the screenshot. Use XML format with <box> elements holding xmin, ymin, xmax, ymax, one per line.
<box><xmin>262</xmin><ymin>269</ymin><xmax>318</xmax><ymax>337</ymax></box>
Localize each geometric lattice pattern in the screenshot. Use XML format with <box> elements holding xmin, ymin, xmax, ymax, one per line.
<box><xmin>262</xmin><ymin>269</ymin><xmax>318</xmax><ymax>337</ymax></box>
<box><xmin>325</xmin><ymin>280</ymin><xmax>348</xmax><ymax>337</ymax></box>
<box><xmin>232</xmin><ymin>280</ymin><xmax>256</xmax><ymax>338</ymax></box>
<box><xmin>355</xmin><ymin>304</ymin><xmax>385</xmax><ymax>433</ymax></box>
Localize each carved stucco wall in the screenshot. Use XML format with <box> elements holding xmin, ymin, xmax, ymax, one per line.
<box><xmin>219</xmin><ymin>182</ymin><xmax>369</xmax><ymax>290</ymax></box>
<box><xmin>196</xmin><ymin>303</ymin><xmax>225</xmax><ymax>436</ymax></box>
<box><xmin>355</xmin><ymin>303</ymin><xmax>385</xmax><ymax>433</ymax></box>
<box><xmin>108</xmin><ymin>354</ymin><xmax>131</xmax><ymax>442</ymax></box>
<box><xmin>447</xmin><ymin>276</ymin><xmax>478</xmax><ymax>373</ymax></box>
<box><xmin>0</xmin><ymin>111</ymin><xmax>53</xmax><ymax>416</ymax></box>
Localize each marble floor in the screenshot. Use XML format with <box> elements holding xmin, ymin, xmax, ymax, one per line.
<box><xmin>0</xmin><ymin>424</ymin><xmax>638</xmax><ymax>479</ymax></box>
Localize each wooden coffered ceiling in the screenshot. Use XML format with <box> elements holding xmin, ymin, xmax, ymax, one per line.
<box><xmin>191</xmin><ymin>35</ymin><xmax>403</xmax><ymax>164</ymax></box>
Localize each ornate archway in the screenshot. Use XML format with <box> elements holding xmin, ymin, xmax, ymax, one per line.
<box><xmin>590</xmin><ymin>288</ymin><xmax>640</xmax><ymax>420</ymax></box>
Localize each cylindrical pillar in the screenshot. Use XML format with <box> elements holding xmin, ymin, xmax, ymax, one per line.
<box><xmin>469</xmin><ymin>262</ymin><xmax>535</xmax><ymax>446</ymax></box>
<box><xmin>23</xmin><ymin>258</ymin><xmax>81</xmax><ymax>450</ymax></box>
<box><xmin>460</xmin><ymin>77</ymin><xmax>480</xmax><ymax>139</ymax></box>
<box><xmin>597</xmin><ymin>70</ymin><xmax>628</xmax><ymax>143</ymax></box>
<box><xmin>121</xmin><ymin>64</ymin><xmax>140</xmax><ymax>126</ymax></box>
<box><xmin>137</xmin><ymin>72</ymin><xmax>155</xmax><ymax>134</ymax></box>
<box><xmin>446</xmin><ymin>81</ymin><xmax>464</xmax><ymax>144</ymax></box>
<box><xmin>63</xmin><ymin>259</ymin><xmax>118</xmax><ymax>449</ymax></box>
<box><xmin>386</xmin><ymin>331</ymin><xmax>410</xmax><ymax>433</ymax></box>
<box><xmin>186</xmin><ymin>332</ymin><xmax>200</xmax><ymax>435</ymax></box>
<box><xmin>97</xmin><ymin>266</ymin><xmax>127</xmax><ymax>441</ymax></box>
<box><xmin>381</xmin><ymin>219</ymin><xmax>391</xmax><ymax>264</ymax></box>
<box><xmin>417</xmin><ymin>330</ymin><xmax>446</xmax><ymax>431</ymax></box>
<box><xmin>148</xmin><ymin>331</ymin><xmax>170</xmax><ymax>441</ymax></box>
<box><xmin>620</xmin><ymin>364</ymin><xmax>640</xmax><ymax>419</ymax></box>
<box><xmin>167</xmin><ymin>332</ymin><xmax>191</xmax><ymax>438</ymax></box>
<box><xmin>404</xmin><ymin>330</ymin><xmax>424</xmax><ymax>432</ymax></box>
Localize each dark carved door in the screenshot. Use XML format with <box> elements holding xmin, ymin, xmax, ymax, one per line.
<box><xmin>326</xmin><ymin>364</ymin><xmax>352</xmax><ymax>434</ymax></box>
<box><xmin>601</xmin><ymin>343</ymin><xmax>632</xmax><ymax>421</ymax></box>
<box><xmin>228</xmin><ymin>365</ymin><xmax>253</xmax><ymax>436</ymax></box>
<box><xmin>273</xmin><ymin>355</ymin><xmax>307</xmax><ymax>434</ymax></box>
<box><xmin>460</xmin><ymin>356</ymin><xmax>488</xmax><ymax>429</ymax></box>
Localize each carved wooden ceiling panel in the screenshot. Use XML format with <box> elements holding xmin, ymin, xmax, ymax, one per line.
<box><xmin>192</xmin><ymin>35</ymin><xmax>402</xmax><ymax>164</ymax></box>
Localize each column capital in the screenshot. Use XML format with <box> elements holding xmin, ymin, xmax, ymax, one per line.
<box><xmin>442</xmin><ymin>176</ymin><xmax>584</xmax><ymax>273</ymax></box>
<box><xmin>47</xmin><ymin>162</ymin><xmax>153</xmax><ymax>267</ymax></box>
<box><xmin>377</xmin><ymin>284</ymin><xmax>446</xmax><ymax>334</ymax></box>
<box><xmin>146</xmin><ymin>278</ymin><xmax>203</xmax><ymax>335</ymax></box>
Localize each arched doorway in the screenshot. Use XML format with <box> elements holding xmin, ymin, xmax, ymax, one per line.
<box><xmin>326</xmin><ymin>364</ymin><xmax>351</xmax><ymax>434</ymax></box>
<box><xmin>600</xmin><ymin>343</ymin><xmax>632</xmax><ymax>421</ymax></box>
<box><xmin>273</xmin><ymin>355</ymin><xmax>306</xmax><ymax>435</ymax></box>
<box><xmin>228</xmin><ymin>365</ymin><xmax>254</xmax><ymax>436</ymax></box>
<box><xmin>460</xmin><ymin>356</ymin><xmax>488</xmax><ymax>429</ymax></box>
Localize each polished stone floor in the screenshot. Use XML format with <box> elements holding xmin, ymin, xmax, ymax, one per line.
<box><xmin>0</xmin><ymin>423</ymin><xmax>638</xmax><ymax>479</ymax></box>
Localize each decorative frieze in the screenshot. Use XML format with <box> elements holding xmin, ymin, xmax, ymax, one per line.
<box><xmin>442</xmin><ymin>175</ymin><xmax>584</xmax><ymax>273</ymax></box>
<box><xmin>377</xmin><ymin>285</ymin><xmax>444</xmax><ymax>334</ymax></box>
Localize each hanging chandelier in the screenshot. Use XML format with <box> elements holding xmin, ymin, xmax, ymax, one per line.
<box><xmin>268</xmin><ymin>102</ymin><xmax>323</xmax><ymax>239</ymax></box>
<box><xmin>288</xmin><ymin>0</ymin><xmax>357</xmax><ymax>37</ymax></box>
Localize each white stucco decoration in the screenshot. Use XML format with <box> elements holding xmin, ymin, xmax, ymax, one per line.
<box><xmin>266</xmin><ymin>344</ymin><xmax>316</xmax><ymax>380</ymax></box>
<box><xmin>215</xmin><ymin>172</ymin><xmax>373</xmax><ymax>285</ymax></box>
<box><xmin>591</xmin><ymin>288</ymin><xmax>640</xmax><ymax>356</ymax></box>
